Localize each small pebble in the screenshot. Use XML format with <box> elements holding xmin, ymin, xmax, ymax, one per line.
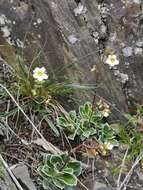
<box><xmin>68</xmin><ymin>34</ymin><xmax>78</xmax><ymax>44</ymax></box>
<box><xmin>122</xmin><ymin>47</ymin><xmax>133</xmax><ymax>57</ymax></box>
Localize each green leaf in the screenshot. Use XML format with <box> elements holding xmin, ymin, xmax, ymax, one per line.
<box><xmin>84</xmin><ymin>102</ymin><xmax>92</xmax><ymax>116</ymax></box>
<box><xmin>79</xmin><ymin>105</ymin><xmax>84</xmax><ymax>117</ymax></box>
<box><xmin>82</xmin><ymin>128</ymin><xmax>96</xmax><ymax>139</ymax></box>
<box><xmin>43</xmin><ymin>154</ymin><xmax>53</xmax><ymax>167</ymax></box>
<box><xmin>0</xmin><ymin>104</ymin><xmax>27</xmax><ymax>117</ymax></box>
<box><xmin>68</xmin><ymin>131</ymin><xmax>77</xmax><ymax>140</ymax></box>
<box><xmin>66</xmin><ymin>161</ymin><xmax>82</xmax><ymax>176</ymax></box>
<box><xmin>91</xmin><ymin>112</ymin><xmax>103</xmax><ymax>123</ymax></box>
<box><xmin>50</xmin><ymin>155</ymin><xmax>63</xmax><ymax>168</ymax></box>
<box><xmin>60</xmin><ymin>154</ymin><xmax>69</xmax><ymax>163</ymax></box>
<box><xmin>118</xmin><ymin>127</ymin><xmax>131</xmax><ymax>145</ymax></box>
<box><xmin>44</xmin><ymin>117</ymin><xmax>60</xmax><ymax>137</ymax></box>
<box><xmin>64</xmin><ymin>84</ymin><xmax>97</xmax><ymax>90</ymax></box>
<box><xmin>57</xmin><ymin>117</ymin><xmax>68</xmax><ymax>127</ymax></box>
<box><xmin>52</xmin><ymin>179</ymin><xmax>65</xmax><ymax>189</ymax></box>
<box><xmin>58</xmin><ymin>173</ymin><xmax>77</xmax><ymax>186</ymax></box>
<box><xmin>63</xmin><ymin>168</ymin><xmax>74</xmax><ymax>174</ymax></box>
<box><xmin>41</xmin><ymin>165</ymin><xmax>57</xmax><ymax>177</ymax></box>
<box><xmin>69</xmin><ymin>111</ymin><xmax>77</xmax><ymax>121</ymax></box>
<box><xmin>82</xmin><ymin>130</ymin><xmax>91</xmax><ymax>138</ymax></box>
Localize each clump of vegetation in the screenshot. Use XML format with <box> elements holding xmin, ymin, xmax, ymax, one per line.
<box><xmin>38</xmin><ymin>153</ymin><xmax>82</xmax><ymax>190</ymax></box>
<box><xmin>57</xmin><ymin>102</ymin><xmax>97</xmax><ymax>140</ymax></box>
<box><xmin>57</xmin><ymin>102</ymin><xmax>117</xmax><ymax>146</ymax></box>
<box><xmin>1</xmin><ymin>44</ymin><xmax>143</xmax><ymax>190</ymax></box>
<box><xmin>10</xmin><ymin>55</ymin><xmax>71</xmax><ymax>102</ymax></box>
<box><xmin>0</xmin><ymin>52</ymin><xmax>74</xmax><ymax>136</ymax></box>
<box><xmin>119</xmin><ymin>105</ymin><xmax>143</xmax><ymax>161</ymax></box>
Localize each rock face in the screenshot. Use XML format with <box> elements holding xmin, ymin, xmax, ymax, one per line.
<box><xmin>0</xmin><ymin>0</ymin><xmax>143</xmax><ymax>116</ymax></box>
<box><xmin>12</xmin><ymin>163</ymin><xmax>37</xmax><ymax>190</ymax></box>
<box><xmin>0</xmin><ymin>160</ymin><xmax>17</xmax><ymax>190</ymax></box>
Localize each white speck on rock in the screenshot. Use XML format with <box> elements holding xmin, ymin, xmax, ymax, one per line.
<box><xmin>16</xmin><ymin>39</ymin><xmax>24</xmax><ymax>48</ymax></box>
<box><xmin>1</xmin><ymin>26</ymin><xmax>11</xmax><ymax>37</ymax></box>
<box><xmin>92</xmin><ymin>31</ymin><xmax>99</xmax><ymax>44</ymax></box>
<box><xmin>125</xmin><ymin>62</ymin><xmax>130</xmax><ymax>68</ymax></box>
<box><xmin>100</xmin><ymin>24</ymin><xmax>107</xmax><ymax>35</ymax></box>
<box><xmin>114</xmin><ymin>70</ymin><xmax>120</xmax><ymax>76</ymax></box>
<box><xmin>109</xmin><ymin>32</ymin><xmax>117</xmax><ymax>42</ymax></box>
<box><xmin>51</xmin><ymin>2</ymin><xmax>57</xmax><ymax>9</ymax></box>
<box><xmin>114</xmin><ymin>70</ymin><xmax>129</xmax><ymax>84</ymax></box>
<box><xmin>37</xmin><ymin>18</ymin><xmax>42</xmax><ymax>24</ymax></box>
<box><xmin>132</xmin><ymin>0</ymin><xmax>141</xmax><ymax>4</ymax></box>
<box><xmin>122</xmin><ymin>47</ymin><xmax>133</xmax><ymax>57</ymax></box>
<box><xmin>68</xmin><ymin>34</ymin><xmax>78</xmax><ymax>44</ymax></box>
<box><xmin>0</xmin><ymin>14</ymin><xmax>7</xmax><ymax>25</ymax></box>
<box><xmin>12</xmin><ymin>6</ymin><xmax>17</xmax><ymax>10</ymax></box>
<box><xmin>74</xmin><ymin>3</ymin><xmax>87</xmax><ymax>16</ymax></box>
<box><xmin>120</xmin><ymin>73</ymin><xmax>129</xmax><ymax>84</ymax></box>
<box><xmin>134</xmin><ymin>47</ymin><xmax>142</xmax><ymax>55</ymax></box>
<box><xmin>136</xmin><ymin>40</ymin><xmax>143</xmax><ymax>48</ymax></box>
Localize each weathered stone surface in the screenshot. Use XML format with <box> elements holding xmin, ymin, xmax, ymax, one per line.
<box><xmin>0</xmin><ymin>0</ymin><xmax>142</xmax><ymax>118</ymax></box>
<box><xmin>12</xmin><ymin>163</ymin><xmax>37</xmax><ymax>190</ymax></box>
<box><xmin>93</xmin><ymin>182</ymin><xmax>115</xmax><ymax>190</ymax></box>
<box><xmin>0</xmin><ymin>160</ymin><xmax>17</xmax><ymax>190</ymax></box>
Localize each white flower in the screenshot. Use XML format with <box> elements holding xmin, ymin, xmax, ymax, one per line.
<box><xmin>105</xmin><ymin>54</ymin><xmax>119</xmax><ymax>67</ymax></box>
<box><xmin>97</xmin><ymin>100</ymin><xmax>110</xmax><ymax>117</ymax></box>
<box><xmin>33</xmin><ymin>67</ymin><xmax>48</xmax><ymax>81</ymax></box>
<box><xmin>104</xmin><ymin>142</ymin><xmax>114</xmax><ymax>150</ymax></box>
<box><xmin>101</xmin><ymin>109</ymin><xmax>110</xmax><ymax>117</ymax></box>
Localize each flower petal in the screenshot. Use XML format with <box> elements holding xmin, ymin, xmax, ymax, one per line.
<box><xmin>33</xmin><ymin>67</ymin><xmax>48</xmax><ymax>81</ymax></box>
<box><xmin>43</xmin><ymin>74</ymin><xmax>48</xmax><ymax>79</ymax></box>
<box><xmin>40</xmin><ymin>67</ymin><xmax>46</xmax><ymax>72</ymax></box>
<box><xmin>37</xmin><ymin>77</ymin><xmax>44</xmax><ymax>81</ymax></box>
<box><xmin>33</xmin><ymin>67</ymin><xmax>40</xmax><ymax>73</ymax></box>
<box><xmin>33</xmin><ymin>72</ymin><xmax>39</xmax><ymax>79</ymax></box>
<box><xmin>111</xmin><ymin>55</ymin><xmax>117</xmax><ymax>59</ymax></box>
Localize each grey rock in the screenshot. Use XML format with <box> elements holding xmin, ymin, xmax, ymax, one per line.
<box><xmin>120</xmin><ymin>73</ymin><xmax>129</xmax><ymax>84</ymax></box>
<box><xmin>122</xmin><ymin>47</ymin><xmax>133</xmax><ymax>57</ymax></box>
<box><xmin>136</xmin><ymin>169</ymin><xmax>143</xmax><ymax>182</ymax></box>
<box><xmin>74</xmin><ymin>3</ymin><xmax>87</xmax><ymax>16</ymax></box>
<box><xmin>68</xmin><ymin>34</ymin><xmax>78</xmax><ymax>44</ymax></box>
<box><xmin>134</xmin><ymin>47</ymin><xmax>142</xmax><ymax>55</ymax></box>
<box><xmin>93</xmin><ymin>182</ymin><xmax>115</xmax><ymax>190</ymax></box>
<box><xmin>0</xmin><ymin>159</ymin><xmax>17</xmax><ymax>190</ymax></box>
<box><xmin>136</xmin><ymin>40</ymin><xmax>143</xmax><ymax>47</ymax></box>
<box><xmin>131</xmin><ymin>0</ymin><xmax>141</xmax><ymax>4</ymax></box>
<box><xmin>12</xmin><ymin>163</ymin><xmax>37</xmax><ymax>190</ymax></box>
<box><xmin>0</xmin><ymin>127</ymin><xmax>4</xmax><ymax>137</ymax></box>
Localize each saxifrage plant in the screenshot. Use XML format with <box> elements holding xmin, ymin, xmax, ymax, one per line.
<box><xmin>57</xmin><ymin>102</ymin><xmax>117</xmax><ymax>145</ymax></box>
<box><xmin>57</xmin><ymin>102</ymin><xmax>101</xmax><ymax>140</ymax></box>
<box><xmin>38</xmin><ymin>153</ymin><xmax>82</xmax><ymax>190</ymax></box>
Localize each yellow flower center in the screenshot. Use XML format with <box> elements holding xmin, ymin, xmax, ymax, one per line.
<box><xmin>110</xmin><ymin>57</ymin><xmax>116</xmax><ymax>63</ymax></box>
<box><xmin>37</xmin><ymin>71</ymin><xmax>44</xmax><ymax>77</ymax></box>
